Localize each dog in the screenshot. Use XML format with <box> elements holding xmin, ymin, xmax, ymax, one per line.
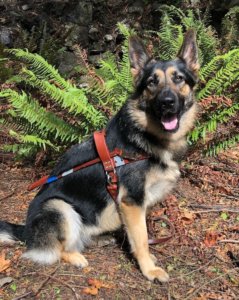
<box><xmin>0</xmin><ymin>29</ymin><xmax>199</xmax><ymax>282</ymax></box>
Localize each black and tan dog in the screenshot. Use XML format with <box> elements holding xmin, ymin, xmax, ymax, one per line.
<box><xmin>0</xmin><ymin>30</ymin><xmax>199</xmax><ymax>282</ymax></box>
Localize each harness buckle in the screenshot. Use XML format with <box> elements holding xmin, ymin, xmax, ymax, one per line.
<box><xmin>106</xmin><ymin>171</ymin><xmax>112</xmax><ymax>184</ymax></box>
<box><xmin>114</xmin><ymin>155</ymin><xmax>125</xmax><ymax>167</ymax></box>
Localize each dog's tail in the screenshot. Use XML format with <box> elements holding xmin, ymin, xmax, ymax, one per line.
<box><xmin>0</xmin><ymin>221</ymin><xmax>25</xmax><ymax>243</ymax></box>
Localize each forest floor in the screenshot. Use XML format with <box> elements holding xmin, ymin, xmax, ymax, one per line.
<box><xmin>0</xmin><ymin>144</ymin><xmax>238</xmax><ymax>300</ymax></box>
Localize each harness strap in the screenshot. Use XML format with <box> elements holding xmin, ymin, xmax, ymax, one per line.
<box><xmin>93</xmin><ymin>130</ymin><xmax>118</xmax><ymax>201</ymax></box>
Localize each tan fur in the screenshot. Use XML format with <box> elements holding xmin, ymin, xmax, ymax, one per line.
<box><xmin>119</xmin><ymin>201</ymin><xmax>169</xmax><ymax>282</ymax></box>
<box><xmin>61</xmin><ymin>251</ymin><xmax>88</xmax><ymax>267</ymax></box>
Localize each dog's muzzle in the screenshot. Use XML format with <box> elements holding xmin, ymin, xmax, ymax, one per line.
<box><xmin>156</xmin><ymin>89</ymin><xmax>180</xmax><ymax>132</ymax></box>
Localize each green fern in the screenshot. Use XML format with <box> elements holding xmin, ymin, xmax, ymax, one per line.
<box><xmin>222</xmin><ymin>7</ymin><xmax>239</xmax><ymax>50</ymax></box>
<box><xmin>207</xmin><ymin>134</ymin><xmax>239</xmax><ymax>156</ymax></box>
<box><xmin>197</xmin><ymin>49</ymin><xmax>239</xmax><ymax>100</ymax></box>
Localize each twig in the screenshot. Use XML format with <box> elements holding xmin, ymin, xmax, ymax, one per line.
<box><xmin>172</xmin><ymin>256</ymin><xmax>214</xmax><ymax>280</ymax></box>
<box><xmin>12</xmin><ymin>292</ymin><xmax>32</xmax><ymax>300</ymax></box>
<box><xmin>185</xmin><ymin>269</ymin><xmax>238</xmax><ymax>300</ymax></box>
<box><xmin>190</xmin><ymin>204</ymin><xmax>239</xmax><ymax>213</ymax></box>
<box><xmin>44</xmin><ymin>274</ymin><xmax>80</xmax><ymax>300</ymax></box>
<box><xmin>219</xmin><ymin>193</ymin><xmax>239</xmax><ymax>200</ymax></box>
<box><xmin>19</xmin><ymin>267</ymin><xmax>80</xmax><ymax>299</ymax></box>
<box><xmin>0</xmin><ymin>190</ymin><xmax>16</xmax><ymax>201</ymax></box>
<box><xmin>33</xmin><ymin>266</ymin><xmax>59</xmax><ymax>297</ymax></box>
<box><xmin>218</xmin><ymin>239</ymin><xmax>239</xmax><ymax>244</ymax></box>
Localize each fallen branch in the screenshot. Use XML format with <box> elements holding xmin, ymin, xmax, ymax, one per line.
<box><xmin>12</xmin><ymin>292</ymin><xmax>32</xmax><ymax>300</ymax></box>
<box><xmin>185</xmin><ymin>269</ymin><xmax>238</xmax><ymax>300</ymax></box>
<box><xmin>219</xmin><ymin>193</ymin><xmax>239</xmax><ymax>200</ymax></box>
<box><xmin>190</xmin><ymin>204</ymin><xmax>239</xmax><ymax>213</ymax></box>
<box><xmin>0</xmin><ymin>190</ymin><xmax>16</xmax><ymax>202</ymax></box>
<box><xmin>218</xmin><ymin>239</ymin><xmax>239</xmax><ymax>244</ymax></box>
<box><xmin>33</xmin><ymin>266</ymin><xmax>59</xmax><ymax>297</ymax></box>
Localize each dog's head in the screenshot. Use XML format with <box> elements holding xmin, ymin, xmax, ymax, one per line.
<box><xmin>129</xmin><ymin>30</ymin><xmax>199</xmax><ymax>135</ymax></box>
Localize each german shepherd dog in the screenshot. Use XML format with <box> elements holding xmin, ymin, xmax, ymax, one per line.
<box><xmin>0</xmin><ymin>30</ymin><xmax>199</xmax><ymax>282</ymax></box>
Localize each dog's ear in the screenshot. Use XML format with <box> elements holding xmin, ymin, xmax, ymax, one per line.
<box><xmin>129</xmin><ymin>36</ymin><xmax>150</xmax><ymax>80</ymax></box>
<box><xmin>177</xmin><ymin>29</ymin><xmax>199</xmax><ymax>74</ymax></box>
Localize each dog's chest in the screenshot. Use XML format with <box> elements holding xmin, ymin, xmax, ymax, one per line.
<box><xmin>144</xmin><ymin>160</ymin><xmax>180</xmax><ymax>208</ymax></box>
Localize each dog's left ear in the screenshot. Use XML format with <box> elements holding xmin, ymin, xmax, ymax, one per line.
<box><xmin>129</xmin><ymin>36</ymin><xmax>150</xmax><ymax>80</ymax></box>
<box><xmin>177</xmin><ymin>29</ymin><xmax>199</xmax><ymax>74</ymax></box>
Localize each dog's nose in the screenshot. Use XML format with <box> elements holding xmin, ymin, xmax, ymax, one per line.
<box><xmin>161</xmin><ymin>97</ymin><xmax>176</xmax><ymax>109</ymax></box>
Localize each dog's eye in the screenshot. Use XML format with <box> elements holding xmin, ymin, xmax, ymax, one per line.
<box><xmin>147</xmin><ymin>76</ymin><xmax>158</xmax><ymax>88</ymax></box>
<box><xmin>174</xmin><ymin>74</ymin><xmax>184</xmax><ymax>83</ymax></box>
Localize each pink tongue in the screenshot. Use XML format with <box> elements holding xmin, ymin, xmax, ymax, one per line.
<box><xmin>161</xmin><ymin>115</ymin><xmax>178</xmax><ymax>130</ymax></box>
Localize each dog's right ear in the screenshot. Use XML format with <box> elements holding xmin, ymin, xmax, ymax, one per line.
<box><xmin>129</xmin><ymin>36</ymin><xmax>150</xmax><ymax>80</ymax></box>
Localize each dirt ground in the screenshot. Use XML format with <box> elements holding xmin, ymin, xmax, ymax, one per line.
<box><xmin>0</xmin><ymin>145</ymin><xmax>238</xmax><ymax>300</ymax></box>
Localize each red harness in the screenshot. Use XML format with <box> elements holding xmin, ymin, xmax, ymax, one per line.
<box><xmin>28</xmin><ymin>130</ymin><xmax>148</xmax><ymax>201</ymax></box>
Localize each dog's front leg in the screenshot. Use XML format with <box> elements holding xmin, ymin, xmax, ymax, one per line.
<box><xmin>120</xmin><ymin>201</ymin><xmax>169</xmax><ymax>282</ymax></box>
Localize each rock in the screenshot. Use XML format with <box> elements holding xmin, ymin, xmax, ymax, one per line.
<box><xmin>21</xmin><ymin>4</ymin><xmax>30</xmax><ymax>11</ymax></box>
<box><xmin>65</xmin><ymin>24</ymin><xmax>89</xmax><ymax>48</ymax></box>
<box><xmin>66</xmin><ymin>1</ymin><xmax>93</xmax><ymax>26</ymax></box>
<box><xmin>0</xmin><ymin>27</ymin><xmax>12</xmax><ymax>46</ymax></box>
<box><xmin>88</xmin><ymin>53</ymin><xmax>102</xmax><ymax>68</ymax></box>
<box><xmin>58</xmin><ymin>51</ymin><xmax>78</xmax><ymax>75</ymax></box>
<box><xmin>89</xmin><ymin>26</ymin><xmax>99</xmax><ymax>41</ymax></box>
<box><xmin>104</xmin><ymin>34</ymin><xmax>113</xmax><ymax>42</ymax></box>
<box><xmin>128</xmin><ymin>1</ymin><xmax>144</xmax><ymax>14</ymax></box>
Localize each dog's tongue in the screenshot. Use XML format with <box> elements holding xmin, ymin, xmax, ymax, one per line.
<box><xmin>161</xmin><ymin>115</ymin><xmax>178</xmax><ymax>131</ymax></box>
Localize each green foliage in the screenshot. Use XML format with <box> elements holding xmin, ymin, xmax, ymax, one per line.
<box><xmin>0</xmin><ymin>48</ymin><xmax>107</xmax><ymax>157</ymax></box>
<box><xmin>190</xmin><ymin>48</ymin><xmax>239</xmax><ymax>154</ymax></box>
<box><xmin>0</xmin><ymin>44</ymin><xmax>13</xmax><ymax>83</ymax></box>
<box><xmin>74</xmin><ymin>23</ymin><xmax>134</xmax><ymax>112</ymax></box>
<box><xmin>207</xmin><ymin>134</ymin><xmax>239</xmax><ymax>157</ymax></box>
<box><xmin>197</xmin><ymin>49</ymin><xmax>239</xmax><ymax>100</ymax></box>
<box><xmin>1</xmin><ymin>13</ymin><xmax>239</xmax><ymax>159</ymax></box>
<box><xmin>222</xmin><ymin>7</ymin><xmax>239</xmax><ymax>50</ymax></box>
<box><xmin>0</xmin><ymin>24</ymin><xmax>133</xmax><ymax>158</ymax></box>
<box><xmin>149</xmin><ymin>5</ymin><xmax>218</xmax><ymax>65</ymax></box>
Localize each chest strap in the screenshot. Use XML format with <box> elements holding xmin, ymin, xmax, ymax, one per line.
<box><xmin>94</xmin><ymin>130</ymin><xmax>118</xmax><ymax>201</ymax></box>
<box><xmin>28</xmin><ymin>130</ymin><xmax>148</xmax><ymax>197</ymax></box>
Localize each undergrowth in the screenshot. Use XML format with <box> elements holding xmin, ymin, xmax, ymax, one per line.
<box><xmin>0</xmin><ymin>7</ymin><xmax>239</xmax><ymax>159</ymax></box>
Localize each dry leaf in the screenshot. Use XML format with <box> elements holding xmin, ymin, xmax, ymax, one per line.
<box><xmin>204</xmin><ymin>231</ymin><xmax>218</xmax><ymax>247</ymax></box>
<box><xmin>150</xmin><ymin>208</ymin><xmax>166</xmax><ymax>218</ymax></box>
<box><xmin>181</xmin><ymin>211</ymin><xmax>195</xmax><ymax>225</ymax></box>
<box><xmin>88</xmin><ymin>278</ymin><xmax>103</xmax><ymax>289</ymax></box>
<box><xmin>83</xmin><ymin>287</ymin><xmax>98</xmax><ymax>296</ymax></box>
<box><xmin>0</xmin><ymin>252</ymin><xmax>11</xmax><ymax>273</ymax></box>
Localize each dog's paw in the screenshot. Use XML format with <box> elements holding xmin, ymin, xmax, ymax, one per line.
<box><xmin>144</xmin><ymin>267</ymin><xmax>169</xmax><ymax>283</ymax></box>
<box><xmin>61</xmin><ymin>251</ymin><xmax>89</xmax><ymax>268</ymax></box>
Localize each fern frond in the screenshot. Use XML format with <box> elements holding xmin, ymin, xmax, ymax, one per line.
<box><xmin>190</xmin><ymin>102</ymin><xmax>239</xmax><ymax>142</ymax></box>
<box><xmin>7</xmin><ymin>48</ymin><xmax>71</xmax><ymax>89</ymax></box>
<box><xmin>197</xmin><ymin>49</ymin><xmax>239</xmax><ymax>100</ymax></box>
<box><xmin>0</xmin><ymin>89</ymin><xmax>81</xmax><ymax>142</ymax></box>
<box><xmin>207</xmin><ymin>134</ymin><xmax>239</xmax><ymax>156</ymax></box>
<box><xmin>19</xmin><ymin>68</ymin><xmax>106</xmax><ymax>127</ymax></box>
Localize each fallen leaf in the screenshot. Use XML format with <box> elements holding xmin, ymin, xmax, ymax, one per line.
<box><xmin>88</xmin><ymin>278</ymin><xmax>103</xmax><ymax>289</ymax></box>
<box><xmin>0</xmin><ymin>251</ymin><xmax>11</xmax><ymax>273</ymax></box>
<box><xmin>204</xmin><ymin>231</ymin><xmax>218</xmax><ymax>247</ymax></box>
<box><xmin>0</xmin><ymin>277</ymin><xmax>13</xmax><ymax>288</ymax></box>
<box><xmin>82</xmin><ymin>287</ymin><xmax>98</xmax><ymax>296</ymax></box>
<box><xmin>150</xmin><ymin>208</ymin><xmax>166</xmax><ymax>218</ymax></box>
<box><xmin>87</xmin><ymin>278</ymin><xmax>114</xmax><ymax>289</ymax></box>
<box><xmin>181</xmin><ymin>211</ymin><xmax>195</xmax><ymax>225</ymax></box>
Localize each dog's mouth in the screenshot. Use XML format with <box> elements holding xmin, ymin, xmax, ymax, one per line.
<box><xmin>161</xmin><ymin>114</ymin><xmax>179</xmax><ymax>132</ymax></box>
